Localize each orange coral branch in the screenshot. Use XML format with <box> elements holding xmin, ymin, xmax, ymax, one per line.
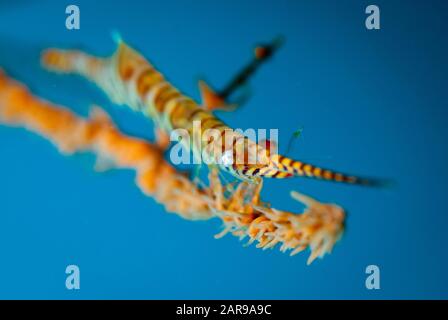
<box><xmin>0</xmin><ymin>69</ymin><xmax>345</xmax><ymax>264</ymax></box>
<box><xmin>0</xmin><ymin>69</ymin><xmax>211</xmax><ymax>220</ymax></box>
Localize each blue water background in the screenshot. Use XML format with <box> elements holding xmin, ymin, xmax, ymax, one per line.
<box><xmin>0</xmin><ymin>0</ymin><xmax>447</xmax><ymax>298</ymax></box>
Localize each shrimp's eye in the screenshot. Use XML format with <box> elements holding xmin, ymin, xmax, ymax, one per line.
<box><xmin>220</xmin><ymin>150</ymin><xmax>234</xmax><ymax>166</ymax></box>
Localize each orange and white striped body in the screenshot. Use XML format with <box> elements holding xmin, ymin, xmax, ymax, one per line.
<box><xmin>42</xmin><ymin>40</ymin><xmax>380</xmax><ymax>186</ymax></box>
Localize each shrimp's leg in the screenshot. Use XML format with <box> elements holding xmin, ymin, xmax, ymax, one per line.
<box><xmin>154</xmin><ymin>127</ymin><xmax>170</xmax><ymax>151</ymax></box>
<box><xmin>198</xmin><ymin>80</ymin><xmax>238</xmax><ymax>112</ymax></box>
<box><xmin>198</xmin><ymin>37</ymin><xmax>283</xmax><ymax>112</ymax></box>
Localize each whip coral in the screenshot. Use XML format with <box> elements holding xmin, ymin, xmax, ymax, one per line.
<box><xmin>206</xmin><ymin>172</ymin><xmax>345</xmax><ymax>264</ymax></box>
<box><xmin>0</xmin><ymin>69</ymin><xmax>345</xmax><ymax>264</ymax></box>
<box><xmin>0</xmin><ymin>69</ymin><xmax>210</xmax><ymax>220</ymax></box>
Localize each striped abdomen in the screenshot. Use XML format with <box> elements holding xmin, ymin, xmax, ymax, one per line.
<box><xmin>112</xmin><ymin>42</ymin><xmax>383</xmax><ymax>186</ymax></box>
<box><xmin>115</xmin><ymin>42</ymin><xmax>228</xmax><ymax>134</ymax></box>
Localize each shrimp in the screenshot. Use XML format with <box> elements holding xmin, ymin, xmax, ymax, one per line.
<box><xmin>41</xmin><ymin>38</ymin><xmax>381</xmax><ymax>186</ymax></box>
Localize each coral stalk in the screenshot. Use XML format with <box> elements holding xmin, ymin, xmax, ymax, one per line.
<box><xmin>0</xmin><ymin>69</ymin><xmax>345</xmax><ymax>264</ymax></box>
